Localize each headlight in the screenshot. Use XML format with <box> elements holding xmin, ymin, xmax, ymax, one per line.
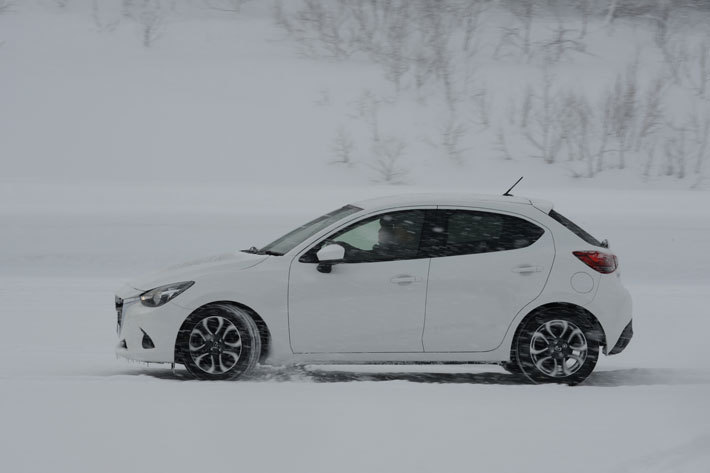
<box><xmin>140</xmin><ymin>281</ymin><xmax>194</xmax><ymax>307</ymax></box>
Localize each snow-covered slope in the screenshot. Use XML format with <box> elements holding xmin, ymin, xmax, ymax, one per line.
<box><xmin>1</xmin><ymin>2</ymin><xmax>709</xmax><ymax>473</ymax></box>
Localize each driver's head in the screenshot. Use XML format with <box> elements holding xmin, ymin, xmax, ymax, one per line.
<box><xmin>378</xmin><ymin>214</ymin><xmax>415</xmax><ymax>247</ymax></box>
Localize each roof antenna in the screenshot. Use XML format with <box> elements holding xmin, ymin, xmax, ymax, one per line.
<box><xmin>503</xmin><ymin>176</ymin><xmax>523</xmax><ymax>196</ymax></box>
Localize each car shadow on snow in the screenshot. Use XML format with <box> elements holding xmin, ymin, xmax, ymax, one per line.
<box><xmin>112</xmin><ymin>365</ymin><xmax>710</xmax><ymax>387</ymax></box>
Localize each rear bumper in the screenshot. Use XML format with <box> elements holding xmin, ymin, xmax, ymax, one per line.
<box><xmin>608</xmin><ymin>320</ymin><xmax>633</xmax><ymax>355</ymax></box>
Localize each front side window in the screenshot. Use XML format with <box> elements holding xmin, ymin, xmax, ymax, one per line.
<box><xmin>433</xmin><ymin>210</ymin><xmax>544</xmax><ymax>257</ymax></box>
<box><xmin>303</xmin><ymin>210</ymin><xmax>426</xmax><ymax>263</ymax></box>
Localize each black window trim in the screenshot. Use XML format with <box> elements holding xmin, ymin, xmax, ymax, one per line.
<box><xmin>298</xmin><ymin>207</ymin><xmax>437</xmax><ymax>264</ymax></box>
<box><xmin>428</xmin><ymin>206</ymin><xmax>549</xmax><ymax>258</ymax></box>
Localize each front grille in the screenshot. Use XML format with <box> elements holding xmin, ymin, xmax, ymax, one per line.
<box><xmin>115</xmin><ymin>296</ymin><xmax>124</xmax><ymax>334</ymax></box>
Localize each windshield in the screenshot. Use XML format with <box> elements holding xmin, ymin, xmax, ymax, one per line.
<box><xmin>259</xmin><ymin>205</ymin><xmax>363</xmax><ymax>255</ymax></box>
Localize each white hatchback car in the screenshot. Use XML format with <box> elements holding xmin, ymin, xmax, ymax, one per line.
<box><xmin>114</xmin><ymin>193</ymin><xmax>632</xmax><ymax>385</ymax></box>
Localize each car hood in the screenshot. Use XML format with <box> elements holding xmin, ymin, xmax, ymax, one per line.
<box><xmin>123</xmin><ymin>251</ymin><xmax>269</xmax><ymax>293</ymax></box>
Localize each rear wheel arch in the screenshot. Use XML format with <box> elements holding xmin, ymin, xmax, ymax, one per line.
<box><xmin>175</xmin><ymin>300</ymin><xmax>271</xmax><ymax>365</ymax></box>
<box><xmin>510</xmin><ymin>302</ymin><xmax>606</xmax><ymax>361</ymax></box>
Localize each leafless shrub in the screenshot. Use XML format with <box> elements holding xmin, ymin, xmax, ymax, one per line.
<box><xmin>662</xmin><ymin>122</ymin><xmax>688</xmax><ymax>178</ymax></box>
<box><xmin>441</xmin><ymin>114</ymin><xmax>468</xmax><ymax>164</ymax></box>
<box><xmin>558</xmin><ymin>91</ymin><xmax>594</xmax><ymax>169</ymax></box>
<box><xmin>275</xmin><ymin>0</ymin><xmax>352</xmax><ymax>58</ymax></box>
<box><xmin>330</xmin><ymin>126</ymin><xmax>354</xmax><ymax>165</ymax></box>
<box><xmin>688</xmin><ymin>107</ymin><xmax>710</xmax><ymax>176</ymax></box>
<box><xmin>471</xmin><ymin>88</ymin><xmax>490</xmax><ymax>129</ymax></box>
<box><xmin>353</xmin><ymin>89</ymin><xmax>384</xmax><ymax>143</ymax></box>
<box><xmin>575</xmin><ymin>0</ymin><xmax>594</xmax><ymax>38</ymax></box>
<box><xmin>495</xmin><ymin>128</ymin><xmax>513</xmax><ymax>161</ymax></box>
<box><xmin>120</xmin><ymin>0</ymin><xmax>170</xmax><ymax>47</ymax></box>
<box><xmin>636</xmin><ymin>75</ymin><xmax>667</xmax><ymax>151</ymax></box>
<box><xmin>461</xmin><ymin>1</ymin><xmax>487</xmax><ymax>53</ymax></box>
<box><xmin>683</xmin><ymin>40</ymin><xmax>710</xmax><ymax>98</ymax></box>
<box><xmin>604</xmin><ymin>62</ymin><xmax>638</xmax><ymax>169</ymax></box>
<box><xmin>370</xmin><ymin>136</ymin><xmax>408</xmax><ymax>184</ymax></box>
<box><xmin>540</xmin><ymin>21</ymin><xmax>586</xmax><ymax>64</ymax></box>
<box><xmin>661</xmin><ymin>40</ymin><xmax>687</xmax><ymax>85</ymax></box>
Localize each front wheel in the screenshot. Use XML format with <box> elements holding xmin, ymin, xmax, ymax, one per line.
<box><xmin>515</xmin><ymin>313</ymin><xmax>599</xmax><ymax>385</ymax></box>
<box><xmin>177</xmin><ymin>304</ymin><xmax>261</xmax><ymax>381</ymax></box>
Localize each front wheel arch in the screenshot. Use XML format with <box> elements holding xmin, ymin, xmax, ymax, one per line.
<box><xmin>175</xmin><ymin>301</ymin><xmax>271</xmax><ymax>365</ymax></box>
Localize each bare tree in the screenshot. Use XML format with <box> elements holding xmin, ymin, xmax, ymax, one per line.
<box><xmin>606</xmin><ymin>63</ymin><xmax>639</xmax><ymax>169</ymax></box>
<box><xmin>441</xmin><ymin>114</ymin><xmax>468</xmax><ymax>164</ymax></box>
<box><xmin>354</xmin><ymin>89</ymin><xmax>383</xmax><ymax>143</ymax></box>
<box><xmin>525</xmin><ymin>66</ymin><xmax>562</xmax><ymax>164</ymax></box>
<box><xmin>495</xmin><ymin>127</ymin><xmax>513</xmax><ymax>161</ymax></box>
<box><xmin>575</xmin><ymin>0</ymin><xmax>593</xmax><ymax>38</ymax></box>
<box><xmin>634</xmin><ymin>75</ymin><xmax>666</xmax><ymax>153</ymax></box>
<box><xmin>461</xmin><ymin>0</ymin><xmax>487</xmax><ymax>53</ymax></box>
<box><xmin>684</xmin><ymin>40</ymin><xmax>710</xmax><ymax>98</ymax></box>
<box><xmin>370</xmin><ymin>137</ymin><xmax>408</xmax><ymax>184</ymax></box>
<box><xmin>541</xmin><ymin>21</ymin><xmax>586</xmax><ymax>64</ymax></box>
<box><xmin>330</xmin><ymin>126</ymin><xmax>355</xmax><ymax>165</ymax></box>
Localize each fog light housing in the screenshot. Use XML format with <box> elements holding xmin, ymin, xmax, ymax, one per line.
<box><xmin>141</xmin><ymin>329</ymin><xmax>155</xmax><ymax>349</ymax></box>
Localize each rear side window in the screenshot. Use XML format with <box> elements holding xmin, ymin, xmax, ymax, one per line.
<box><xmin>548</xmin><ymin>210</ymin><xmax>602</xmax><ymax>247</ymax></box>
<box><xmin>431</xmin><ymin>210</ymin><xmax>544</xmax><ymax>257</ymax></box>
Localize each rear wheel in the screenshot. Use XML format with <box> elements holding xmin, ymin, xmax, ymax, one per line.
<box><xmin>515</xmin><ymin>313</ymin><xmax>599</xmax><ymax>385</ymax></box>
<box><xmin>177</xmin><ymin>304</ymin><xmax>261</xmax><ymax>380</ymax></box>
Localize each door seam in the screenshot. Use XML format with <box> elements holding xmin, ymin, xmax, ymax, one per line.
<box><xmin>420</xmin><ymin>257</ymin><xmax>432</xmax><ymax>351</ymax></box>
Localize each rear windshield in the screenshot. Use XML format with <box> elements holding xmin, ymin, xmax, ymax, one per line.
<box><xmin>549</xmin><ymin>210</ymin><xmax>602</xmax><ymax>247</ymax></box>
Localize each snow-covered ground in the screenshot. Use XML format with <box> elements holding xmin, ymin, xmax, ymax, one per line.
<box><xmin>2</xmin><ymin>1</ymin><xmax>710</xmax><ymax>472</ymax></box>
<box><xmin>2</xmin><ymin>183</ymin><xmax>709</xmax><ymax>473</ymax></box>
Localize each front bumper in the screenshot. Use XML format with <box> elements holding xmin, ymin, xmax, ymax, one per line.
<box><xmin>114</xmin><ymin>292</ymin><xmax>191</xmax><ymax>364</ymax></box>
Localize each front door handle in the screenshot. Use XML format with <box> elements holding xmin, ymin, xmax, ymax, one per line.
<box><xmin>512</xmin><ymin>265</ymin><xmax>543</xmax><ymax>274</ymax></box>
<box><xmin>390</xmin><ymin>275</ymin><xmax>420</xmax><ymax>285</ymax></box>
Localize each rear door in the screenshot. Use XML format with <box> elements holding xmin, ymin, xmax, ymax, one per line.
<box><xmin>423</xmin><ymin>208</ymin><xmax>554</xmax><ymax>352</ymax></box>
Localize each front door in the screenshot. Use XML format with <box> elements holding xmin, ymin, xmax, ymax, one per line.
<box><xmin>289</xmin><ymin>209</ymin><xmax>431</xmax><ymax>353</ymax></box>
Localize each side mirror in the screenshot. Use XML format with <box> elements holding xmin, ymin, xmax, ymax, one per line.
<box><xmin>316</xmin><ymin>243</ymin><xmax>345</xmax><ymax>273</ymax></box>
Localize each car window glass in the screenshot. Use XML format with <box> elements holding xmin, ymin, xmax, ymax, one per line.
<box><xmin>260</xmin><ymin>205</ymin><xmax>362</xmax><ymax>255</ymax></box>
<box><xmin>438</xmin><ymin>210</ymin><xmax>544</xmax><ymax>257</ymax></box>
<box><xmin>329</xmin><ymin>210</ymin><xmax>425</xmax><ymax>263</ymax></box>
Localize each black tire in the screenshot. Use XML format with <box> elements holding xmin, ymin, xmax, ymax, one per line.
<box><xmin>514</xmin><ymin>311</ymin><xmax>599</xmax><ymax>386</ymax></box>
<box><xmin>176</xmin><ymin>303</ymin><xmax>261</xmax><ymax>381</ymax></box>
<box><xmin>501</xmin><ymin>361</ymin><xmax>524</xmax><ymax>375</ymax></box>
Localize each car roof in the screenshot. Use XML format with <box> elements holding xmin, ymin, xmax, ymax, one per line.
<box><xmin>352</xmin><ymin>193</ymin><xmax>553</xmax><ymax>212</ymax></box>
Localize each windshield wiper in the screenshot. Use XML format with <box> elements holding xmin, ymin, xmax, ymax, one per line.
<box><xmin>241</xmin><ymin>247</ymin><xmax>283</xmax><ymax>256</ymax></box>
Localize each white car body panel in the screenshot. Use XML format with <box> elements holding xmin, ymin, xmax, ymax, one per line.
<box><xmin>114</xmin><ymin>193</ymin><xmax>633</xmax><ymax>369</ymax></box>
<box><xmin>289</xmin><ymin>258</ymin><xmax>429</xmax><ymax>353</ymax></box>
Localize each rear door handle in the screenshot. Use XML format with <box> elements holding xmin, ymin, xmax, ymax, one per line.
<box><xmin>390</xmin><ymin>275</ymin><xmax>420</xmax><ymax>285</ymax></box>
<box><xmin>512</xmin><ymin>266</ymin><xmax>543</xmax><ymax>274</ymax></box>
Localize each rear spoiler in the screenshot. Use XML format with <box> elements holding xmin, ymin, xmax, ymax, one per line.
<box><xmin>530</xmin><ymin>199</ymin><xmax>553</xmax><ymax>214</ymax></box>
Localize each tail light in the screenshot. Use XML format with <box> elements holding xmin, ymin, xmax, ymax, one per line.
<box><xmin>573</xmin><ymin>251</ymin><xmax>618</xmax><ymax>274</ymax></box>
